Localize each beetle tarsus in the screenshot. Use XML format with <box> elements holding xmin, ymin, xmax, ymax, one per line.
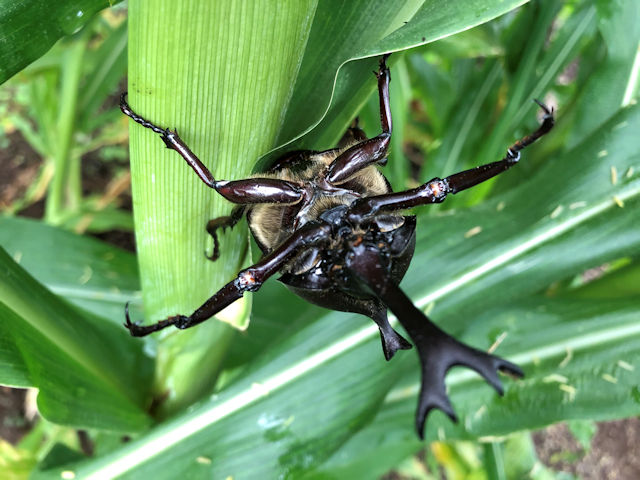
<box><xmin>205</xmin><ymin>207</ymin><xmax>246</xmax><ymax>262</ymax></box>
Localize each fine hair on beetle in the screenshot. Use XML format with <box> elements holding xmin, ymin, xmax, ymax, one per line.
<box><xmin>120</xmin><ymin>54</ymin><xmax>554</xmax><ymax>438</ymax></box>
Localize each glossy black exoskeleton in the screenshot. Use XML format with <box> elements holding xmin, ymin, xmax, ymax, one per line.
<box><xmin>120</xmin><ymin>55</ymin><xmax>554</xmax><ymax>438</ymax></box>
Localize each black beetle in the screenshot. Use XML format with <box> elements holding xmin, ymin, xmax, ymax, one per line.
<box><xmin>120</xmin><ymin>55</ymin><xmax>554</xmax><ymax>438</ymax></box>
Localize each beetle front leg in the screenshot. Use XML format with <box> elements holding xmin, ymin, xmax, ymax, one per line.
<box><xmin>205</xmin><ymin>206</ymin><xmax>246</xmax><ymax>261</ymax></box>
<box><xmin>120</xmin><ymin>93</ymin><xmax>306</xmax><ymax>206</ymax></box>
<box><xmin>120</xmin><ymin>93</ymin><xmax>218</xmax><ymax>188</ymax></box>
<box><xmin>325</xmin><ymin>55</ymin><xmax>392</xmax><ymax>184</ymax></box>
<box><xmin>348</xmin><ymin>101</ymin><xmax>554</xmax><ymax>219</ymax></box>
<box><xmin>124</xmin><ymin>222</ymin><xmax>332</xmax><ymax>336</ymax></box>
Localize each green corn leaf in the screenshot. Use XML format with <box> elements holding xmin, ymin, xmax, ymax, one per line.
<box><xmin>38</xmin><ymin>94</ymin><xmax>640</xmax><ymax>480</ymax></box>
<box><xmin>0</xmin><ymin>246</ymin><xmax>152</xmax><ymax>431</ymax></box>
<box><xmin>0</xmin><ymin>216</ymin><xmax>140</xmax><ymax>322</ymax></box>
<box><xmin>318</xmin><ymin>296</ymin><xmax>640</xmax><ymax>479</ymax></box>
<box><xmin>270</xmin><ymin>0</ymin><xmax>530</xmax><ymax>156</ymax></box>
<box><xmin>0</xmin><ymin>0</ymin><xmax>123</xmax><ymax>85</ymax></box>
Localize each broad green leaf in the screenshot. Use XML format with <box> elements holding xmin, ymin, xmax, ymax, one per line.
<box><xmin>269</xmin><ymin>0</ymin><xmax>530</xmax><ymax>158</ymax></box>
<box><xmin>126</xmin><ymin>0</ymin><xmax>319</xmax><ymax>413</ymax></box>
<box><xmin>0</xmin><ymin>247</ymin><xmax>152</xmax><ymax>431</ymax></box>
<box><xmin>0</xmin><ymin>0</ymin><xmax>123</xmax><ymax>85</ymax></box>
<box><xmin>0</xmin><ymin>216</ymin><xmax>140</xmax><ymax>322</ymax></box>
<box><xmin>41</xmin><ymin>315</ymin><xmax>408</xmax><ymax>479</ymax></box>
<box><xmin>42</xmin><ymin>97</ymin><xmax>640</xmax><ymax>480</ymax></box>
<box><xmin>318</xmin><ymin>296</ymin><xmax>640</xmax><ymax>479</ymax></box>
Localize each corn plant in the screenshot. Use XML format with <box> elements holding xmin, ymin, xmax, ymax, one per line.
<box><xmin>0</xmin><ymin>0</ymin><xmax>639</xmax><ymax>478</ymax></box>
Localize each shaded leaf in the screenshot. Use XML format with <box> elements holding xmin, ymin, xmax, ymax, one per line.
<box><xmin>0</xmin><ymin>246</ymin><xmax>151</xmax><ymax>431</ymax></box>
<box><xmin>0</xmin><ymin>216</ymin><xmax>139</xmax><ymax>322</ymax></box>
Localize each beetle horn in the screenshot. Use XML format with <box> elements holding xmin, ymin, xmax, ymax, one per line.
<box><xmin>345</xmin><ymin>245</ymin><xmax>523</xmax><ymax>439</ymax></box>
<box><xmin>378</xmin><ymin>283</ymin><xmax>523</xmax><ymax>438</ymax></box>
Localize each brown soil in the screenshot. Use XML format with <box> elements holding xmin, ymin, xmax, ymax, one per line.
<box><xmin>0</xmin><ymin>387</ymin><xmax>32</xmax><ymax>444</ymax></box>
<box><xmin>534</xmin><ymin>419</ymin><xmax>640</xmax><ymax>480</ymax></box>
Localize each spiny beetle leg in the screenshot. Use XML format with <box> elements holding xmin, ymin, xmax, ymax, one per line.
<box><xmin>346</xmin><ymin>100</ymin><xmax>555</xmax><ymax>220</ymax></box>
<box><xmin>205</xmin><ymin>206</ymin><xmax>246</xmax><ymax>261</ymax></box>
<box><xmin>123</xmin><ymin>223</ymin><xmax>332</xmax><ymax>337</ymax></box>
<box><xmin>325</xmin><ymin>55</ymin><xmax>392</xmax><ymax>184</ymax></box>
<box><xmin>120</xmin><ymin>93</ymin><xmax>306</xmax><ymax>206</ymax></box>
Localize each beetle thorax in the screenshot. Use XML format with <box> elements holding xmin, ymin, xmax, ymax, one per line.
<box><xmin>247</xmin><ymin>147</ymin><xmax>390</xmax><ymax>255</ymax></box>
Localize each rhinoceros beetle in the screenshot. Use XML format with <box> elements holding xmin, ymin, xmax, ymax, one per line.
<box><xmin>120</xmin><ymin>55</ymin><xmax>554</xmax><ymax>438</ymax></box>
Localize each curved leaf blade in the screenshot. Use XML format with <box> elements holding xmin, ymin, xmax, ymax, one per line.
<box><xmin>0</xmin><ymin>247</ymin><xmax>152</xmax><ymax>431</ymax></box>
<box><xmin>271</xmin><ymin>0</ymin><xmax>530</xmax><ymax>156</ymax></box>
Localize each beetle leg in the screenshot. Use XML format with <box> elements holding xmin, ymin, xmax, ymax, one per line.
<box><xmin>120</xmin><ymin>93</ymin><xmax>305</xmax><ymax>205</ymax></box>
<box><xmin>124</xmin><ymin>222</ymin><xmax>332</xmax><ymax>336</ymax></box>
<box><xmin>205</xmin><ymin>206</ymin><xmax>246</xmax><ymax>261</ymax></box>
<box><xmin>337</xmin><ymin>117</ymin><xmax>368</xmax><ymax>149</ymax></box>
<box><xmin>345</xmin><ymin>245</ymin><xmax>523</xmax><ymax>439</ymax></box>
<box><xmin>348</xmin><ymin>102</ymin><xmax>554</xmax><ymax>219</ymax></box>
<box><xmin>325</xmin><ymin>55</ymin><xmax>392</xmax><ymax>184</ymax></box>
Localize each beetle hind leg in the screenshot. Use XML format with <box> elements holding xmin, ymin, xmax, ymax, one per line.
<box><xmin>383</xmin><ymin>285</ymin><xmax>523</xmax><ymax>438</ymax></box>
<box><xmin>205</xmin><ymin>206</ymin><xmax>246</xmax><ymax>261</ymax></box>
<box><xmin>345</xmin><ymin>248</ymin><xmax>523</xmax><ymax>438</ymax></box>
